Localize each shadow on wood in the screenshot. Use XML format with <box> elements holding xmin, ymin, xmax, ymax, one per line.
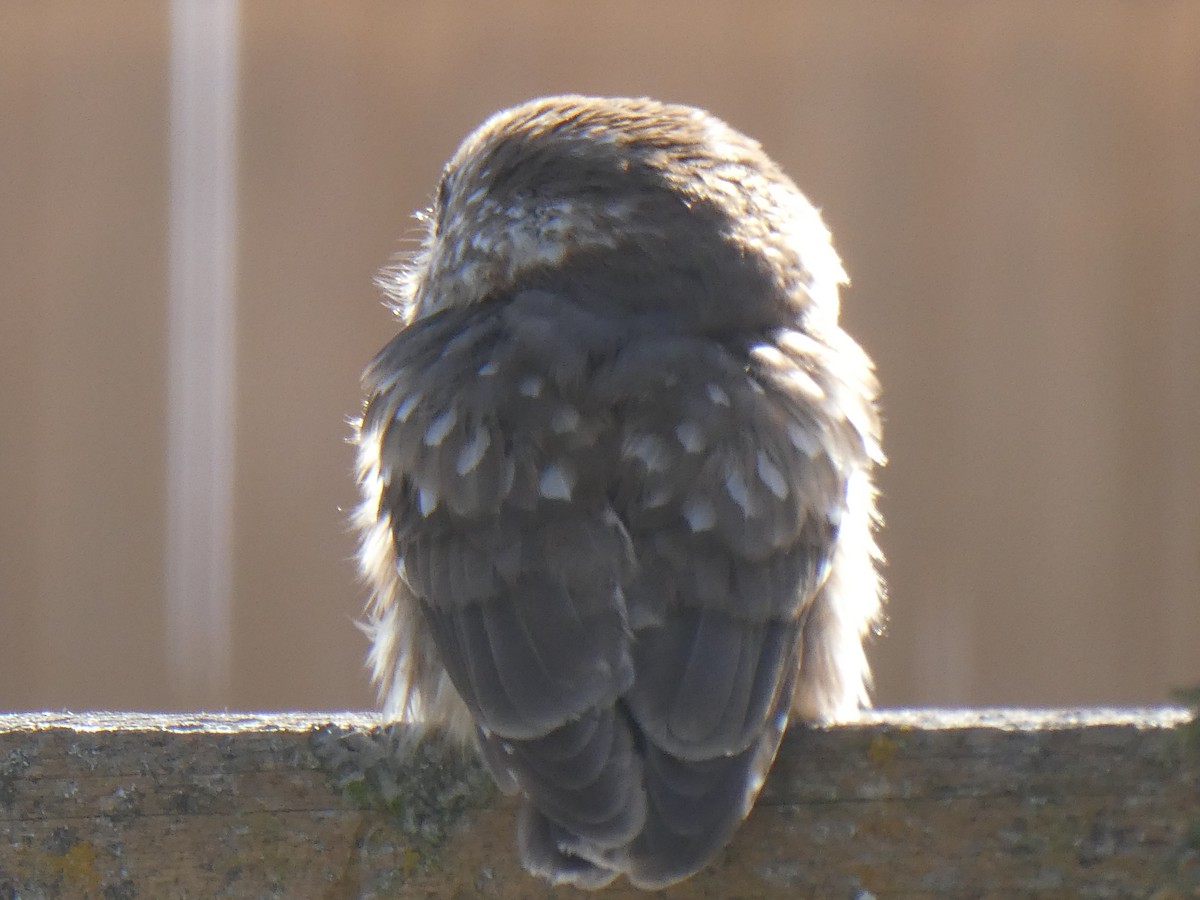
<box><xmin>1</xmin><ymin>709</ymin><xmax>1196</xmax><ymax>898</ymax></box>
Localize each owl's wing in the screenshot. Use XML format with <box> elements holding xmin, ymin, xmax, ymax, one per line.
<box><xmin>360</xmin><ymin>292</ymin><xmax>650</xmax><ymax>886</ymax></box>
<box><xmin>593</xmin><ymin>331</ymin><xmax>853</xmax><ymax>887</ymax></box>
<box><xmin>359</xmin><ymin>290</ymin><xmax>873</xmax><ymax>890</ymax></box>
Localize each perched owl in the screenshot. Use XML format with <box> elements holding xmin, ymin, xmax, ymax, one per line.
<box><xmin>354</xmin><ymin>95</ymin><xmax>884</xmax><ymax>890</ymax></box>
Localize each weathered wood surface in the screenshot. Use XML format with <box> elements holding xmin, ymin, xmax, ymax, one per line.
<box><xmin>0</xmin><ymin>709</ymin><xmax>1196</xmax><ymax>899</ymax></box>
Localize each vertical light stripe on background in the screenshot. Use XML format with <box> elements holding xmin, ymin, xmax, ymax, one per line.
<box><xmin>166</xmin><ymin>0</ymin><xmax>239</xmax><ymax>704</ymax></box>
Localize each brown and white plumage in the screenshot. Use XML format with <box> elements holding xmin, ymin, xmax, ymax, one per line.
<box><xmin>353</xmin><ymin>95</ymin><xmax>883</xmax><ymax>890</ymax></box>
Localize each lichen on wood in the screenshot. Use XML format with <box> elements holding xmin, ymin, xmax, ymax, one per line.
<box><xmin>0</xmin><ymin>708</ymin><xmax>1195</xmax><ymax>898</ymax></box>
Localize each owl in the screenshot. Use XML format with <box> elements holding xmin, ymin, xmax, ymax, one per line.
<box><xmin>354</xmin><ymin>95</ymin><xmax>883</xmax><ymax>890</ymax></box>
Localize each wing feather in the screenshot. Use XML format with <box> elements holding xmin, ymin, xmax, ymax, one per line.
<box><xmin>360</xmin><ymin>288</ymin><xmax>879</xmax><ymax>889</ymax></box>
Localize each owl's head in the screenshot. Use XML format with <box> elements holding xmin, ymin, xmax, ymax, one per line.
<box><xmin>380</xmin><ymin>95</ymin><xmax>846</xmax><ymax>332</ymax></box>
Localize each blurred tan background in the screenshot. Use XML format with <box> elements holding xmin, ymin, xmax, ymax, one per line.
<box><xmin>2</xmin><ymin>2</ymin><xmax>1198</xmax><ymax>713</ymax></box>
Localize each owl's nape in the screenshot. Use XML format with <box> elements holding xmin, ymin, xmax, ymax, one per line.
<box><xmin>354</xmin><ymin>94</ymin><xmax>883</xmax><ymax>890</ymax></box>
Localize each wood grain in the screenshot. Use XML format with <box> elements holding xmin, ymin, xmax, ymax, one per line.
<box><xmin>1</xmin><ymin>709</ymin><xmax>1196</xmax><ymax>898</ymax></box>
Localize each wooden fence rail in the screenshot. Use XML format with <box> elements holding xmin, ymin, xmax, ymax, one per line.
<box><xmin>1</xmin><ymin>709</ymin><xmax>1196</xmax><ymax>898</ymax></box>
